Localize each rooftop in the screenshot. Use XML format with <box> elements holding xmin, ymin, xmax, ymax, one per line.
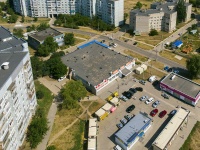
<box><xmin>29</xmin><ymin>28</ymin><xmax>63</xmax><ymax>42</ymax></box>
<box><xmin>61</xmin><ymin>40</ymin><xmax>133</xmax><ymax>86</ymax></box>
<box><xmin>153</xmin><ymin>107</ymin><xmax>190</xmax><ymax>149</ymax></box>
<box><xmin>0</xmin><ymin>26</ymin><xmax>28</xmax><ymax>90</ymax></box>
<box><xmin>161</xmin><ymin>72</ymin><xmax>200</xmax><ymax>99</ymax></box>
<box><xmin>115</xmin><ymin>112</ymin><xmax>151</xmax><ymax>146</ymax></box>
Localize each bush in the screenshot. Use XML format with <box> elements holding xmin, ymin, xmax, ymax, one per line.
<box><xmin>36</xmin><ymin>90</ymin><xmax>44</xmax><ymax>99</ymax></box>
<box><xmin>149</xmin><ymin>29</ymin><xmax>158</xmax><ymax>36</ymax></box>
<box><xmin>46</xmin><ymin>145</ymin><xmax>56</xmax><ymax>150</ymax></box>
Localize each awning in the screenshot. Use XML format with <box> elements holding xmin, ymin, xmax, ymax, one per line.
<box><xmin>121</xmin><ymin>68</ymin><xmax>131</xmax><ymax>76</ymax></box>
<box><xmin>138</xmin><ymin>132</ymin><xmax>144</xmax><ymax>137</ymax></box>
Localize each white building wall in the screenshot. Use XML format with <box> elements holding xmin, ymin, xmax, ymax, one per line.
<box><xmin>0</xmin><ymin>52</ymin><xmax>37</xmax><ymax>150</ymax></box>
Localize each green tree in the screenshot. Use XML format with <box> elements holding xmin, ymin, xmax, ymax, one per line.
<box><xmin>186</xmin><ymin>55</ymin><xmax>200</xmax><ymax>79</ymax></box>
<box><xmin>26</xmin><ymin>108</ymin><xmax>49</xmax><ymax>149</ymax></box>
<box><xmin>134</xmin><ymin>1</ymin><xmax>143</xmax><ymax>9</ymax></box>
<box><xmin>177</xmin><ymin>0</ymin><xmax>186</xmax><ymax>23</ymax></box>
<box><xmin>149</xmin><ymin>29</ymin><xmax>158</xmax><ymax>36</ymax></box>
<box><xmin>64</xmin><ymin>33</ymin><xmax>75</xmax><ymax>45</ymax></box>
<box><xmin>124</xmin><ymin>13</ymin><xmax>128</xmax><ymax>23</ymax></box>
<box><xmin>30</xmin><ymin>56</ymin><xmax>44</xmax><ymax>79</ymax></box>
<box><xmin>46</xmin><ymin>57</ymin><xmax>67</xmax><ymax>79</ymax></box>
<box><xmin>36</xmin><ymin>90</ymin><xmax>44</xmax><ymax>99</ymax></box>
<box><xmin>37</xmin><ymin>22</ymin><xmax>50</xmax><ymax>31</ymax></box>
<box><xmin>50</xmin><ymin>51</ymin><xmax>65</xmax><ymax>59</ymax></box>
<box><xmin>46</xmin><ymin>145</ymin><xmax>56</xmax><ymax>150</ymax></box>
<box><xmin>8</xmin><ymin>14</ymin><xmax>18</xmax><ymax>23</ymax></box>
<box><xmin>27</xmin><ymin>24</ymin><xmax>36</xmax><ymax>32</ymax></box>
<box><xmin>13</xmin><ymin>28</ymin><xmax>23</xmax><ymax>38</ymax></box>
<box><xmin>37</xmin><ymin>37</ymin><xmax>58</xmax><ymax>56</ymax></box>
<box><xmin>60</xmin><ymin>80</ymin><xmax>87</xmax><ymax>109</ymax></box>
<box><xmin>34</xmin><ymin>17</ymin><xmax>38</xmax><ymax>22</ymax></box>
<box><xmin>21</xmin><ymin>15</ymin><xmax>25</xmax><ymax>23</ymax></box>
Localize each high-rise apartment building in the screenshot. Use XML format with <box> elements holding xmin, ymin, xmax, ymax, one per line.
<box><xmin>13</xmin><ymin>0</ymin><xmax>124</xmax><ymax>27</ymax></box>
<box><xmin>0</xmin><ymin>26</ymin><xmax>37</xmax><ymax>150</ymax></box>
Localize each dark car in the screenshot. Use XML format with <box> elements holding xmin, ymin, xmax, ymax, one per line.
<box><xmin>126</xmin><ymin>105</ymin><xmax>135</xmax><ymax>113</ymax></box>
<box><xmin>173</xmin><ymin>69</ymin><xmax>179</xmax><ymax>74</ymax></box>
<box><xmin>124</xmin><ymin>39</ymin><xmax>129</xmax><ymax>42</ymax></box>
<box><xmin>168</xmin><ymin>68</ymin><xmax>173</xmax><ymax>72</ymax></box>
<box><xmin>150</xmin><ymin>109</ymin><xmax>158</xmax><ymax>117</ymax></box>
<box><xmin>116</xmin><ymin>123</ymin><xmax>123</xmax><ymax>129</ymax></box>
<box><xmin>159</xmin><ymin>110</ymin><xmax>167</xmax><ymax>118</ymax></box>
<box><xmin>161</xmin><ymin>92</ymin><xmax>170</xmax><ymax>99</ymax></box>
<box><xmin>139</xmin><ymin>80</ymin><xmax>146</xmax><ymax>85</ymax></box>
<box><xmin>164</xmin><ymin>66</ymin><xmax>169</xmax><ymax>71</ymax></box>
<box><xmin>135</xmin><ymin>87</ymin><xmax>143</xmax><ymax>92</ymax></box>
<box><xmin>124</xmin><ymin>114</ymin><xmax>134</xmax><ymax>121</ymax></box>
<box><xmin>152</xmin><ymin>80</ymin><xmax>159</xmax><ymax>86</ymax></box>
<box><xmin>133</xmin><ymin>42</ymin><xmax>138</xmax><ymax>45</ymax></box>
<box><xmin>129</xmin><ymin>88</ymin><xmax>137</xmax><ymax>93</ymax></box>
<box><xmin>123</xmin><ymin>91</ymin><xmax>133</xmax><ymax>99</ymax></box>
<box><xmin>100</xmin><ymin>40</ymin><xmax>105</xmax><ymax>43</ymax></box>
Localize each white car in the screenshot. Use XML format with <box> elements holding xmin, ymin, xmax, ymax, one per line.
<box><xmin>114</xmin><ymin>145</ymin><xmax>123</xmax><ymax>150</ymax></box>
<box><xmin>145</xmin><ymin>97</ymin><xmax>154</xmax><ymax>104</ymax></box>
<box><xmin>113</xmin><ymin>43</ymin><xmax>117</xmax><ymax>47</ymax></box>
<box><xmin>58</xmin><ymin>75</ymin><xmax>66</xmax><ymax>82</ymax></box>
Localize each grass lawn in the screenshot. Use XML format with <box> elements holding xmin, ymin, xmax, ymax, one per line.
<box><xmin>180</xmin><ymin>121</ymin><xmax>200</xmax><ymax>150</ymax></box>
<box><xmin>150</xmin><ymin>60</ymin><xmax>164</xmax><ymax>70</ymax></box>
<box><xmin>137</xmin><ymin>42</ymin><xmax>154</xmax><ymax>50</ymax></box>
<box><xmin>80</xmin><ymin>101</ymin><xmax>92</xmax><ymax>108</ymax></box>
<box><xmin>159</xmin><ymin>50</ymin><xmax>187</xmax><ymax>66</ymax></box>
<box><xmin>193</xmin><ymin>79</ymin><xmax>200</xmax><ymax>84</ymax></box>
<box><xmin>133</xmin><ymin>66</ymin><xmax>166</xmax><ymax>80</ymax></box>
<box><xmin>28</xmin><ymin>46</ymin><xmax>36</xmax><ymax>56</ymax></box>
<box><xmin>124</xmin><ymin>49</ymin><xmax>149</xmax><ymax>62</ymax></box>
<box><xmin>74</xmin><ymin>38</ymin><xmax>85</xmax><ymax>45</ymax></box>
<box><xmin>49</xmin><ymin>106</ymin><xmax>83</xmax><ymax>142</ymax></box>
<box><xmin>66</xmin><ymin>32</ymin><xmax>91</xmax><ymax>40</ymax></box>
<box><xmin>50</xmin><ymin>120</ymin><xmax>85</xmax><ymax>150</ymax></box>
<box><xmin>78</xmin><ymin>26</ymin><xmax>101</xmax><ymax>34</ymax></box>
<box><xmin>34</xmin><ymin>80</ymin><xmax>54</xmax><ymax>116</ymax></box>
<box><xmin>88</xmin><ymin>100</ymin><xmax>106</xmax><ymax>115</ymax></box>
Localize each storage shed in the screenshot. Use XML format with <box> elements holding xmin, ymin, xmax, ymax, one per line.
<box><xmin>110</xmin><ymin>97</ymin><xmax>120</xmax><ymax>106</ymax></box>
<box><xmin>101</xmin><ymin>103</ymin><xmax>113</xmax><ymax>113</ymax></box>
<box><xmin>95</xmin><ymin>108</ymin><xmax>108</xmax><ymax>121</ymax></box>
<box><xmin>135</xmin><ymin>67</ymin><xmax>144</xmax><ymax>74</ymax></box>
<box><xmin>141</xmin><ymin>64</ymin><xmax>147</xmax><ymax>71</ymax></box>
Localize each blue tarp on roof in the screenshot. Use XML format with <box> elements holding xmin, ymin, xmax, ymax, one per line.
<box><xmin>172</xmin><ymin>40</ymin><xmax>183</xmax><ymax>48</ymax></box>
<box><xmin>78</xmin><ymin>40</ymin><xmax>109</xmax><ymax>49</ymax></box>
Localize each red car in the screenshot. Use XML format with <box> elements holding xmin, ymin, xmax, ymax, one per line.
<box><xmin>150</xmin><ymin>109</ymin><xmax>158</xmax><ymax>117</ymax></box>
<box><xmin>159</xmin><ymin>110</ymin><xmax>167</xmax><ymax>118</ymax></box>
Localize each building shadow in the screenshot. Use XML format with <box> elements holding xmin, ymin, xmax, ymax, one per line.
<box><xmin>145</xmin><ymin>116</ymin><xmax>172</xmax><ymax>149</ymax></box>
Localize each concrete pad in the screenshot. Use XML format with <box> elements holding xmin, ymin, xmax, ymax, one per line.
<box><xmin>175</xmin><ymin>55</ymin><xmax>182</xmax><ymax>60</ymax></box>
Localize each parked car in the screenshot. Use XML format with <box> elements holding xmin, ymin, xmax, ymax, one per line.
<box><xmin>140</xmin><ymin>95</ymin><xmax>148</xmax><ymax>101</ymax></box>
<box><xmin>119</xmin><ymin>95</ymin><xmax>129</xmax><ymax>101</ymax></box>
<box><xmin>124</xmin><ymin>39</ymin><xmax>129</xmax><ymax>42</ymax></box>
<box><xmin>168</xmin><ymin>68</ymin><xmax>173</xmax><ymax>72</ymax></box>
<box><xmin>161</xmin><ymin>92</ymin><xmax>170</xmax><ymax>99</ymax></box>
<box><xmin>139</xmin><ymin>80</ymin><xmax>146</xmax><ymax>85</ymax></box>
<box><xmin>113</xmin><ymin>43</ymin><xmax>117</xmax><ymax>47</ymax></box>
<box><xmin>164</xmin><ymin>66</ymin><xmax>169</xmax><ymax>71</ymax></box>
<box><xmin>136</xmin><ymin>87</ymin><xmax>143</xmax><ymax>92</ymax></box>
<box><xmin>152</xmin><ymin>100</ymin><xmax>160</xmax><ymax>108</ymax></box>
<box><xmin>150</xmin><ymin>109</ymin><xmax>158</xmax><ymax>117</ymax></box>
<box><xmin>114</xmin><ymin>145</ymin><xmax>123</xmax><ymax>150</ymax></box>
<box><xmin>159</xmin><ymin>110</ymin><xmax>167</xmax><ymax>118</ymax></box>
<box><xmin>173</xmin><ymin>69</ymin><xmax>179</xmax><ymax>74</ymax></box>
<box><xmin>133</xmin><ymin>42</ymin><xmax>138</xmax><ymax>45</ymax></box>
<box><xmin>126</xmin><ymin>105</ymin><xmax>135</xmax><ymax>113</ymax></box>
<box><xmin>145</xmin><ymin>97</ymin><xmax>154</xmax><ymax>104</ymax></box>
<box><xmin>116</xmin><ymin>123</ymin><xmax>123</xmax><ymax>129</ymax></box>
<box><xmin>149</xmin><ymin>76</ymin><xmax>156</xmax><ymax>83</ymax></box>
<box><xmin>123</xmin><ymin>91</ymin><xmax>133</xmax><ymax>99</ymax></box>
<box><xmin>120</xmin><ymin>118</ymin><xmax>128</xmax><ymax>125</ymax></box>
<box><xmin>152</xmin><ymin>80</ymin><xmax>159</xmax><ymax>86</ymax></box>
<box><xmin>129</xmin><ymin>88</ymin><xmax>137</xmax><ymax>94</ymax></box>
<box><xmin>124</xmin><ymin>114</ymin><xmax>133</xmax><ymax>121</ymax></box>
<box><xmin>58</xmin><ymin>75</ymin><xmax>66</xmax><ymax>82</ymax></box>
<box><xmin>170</xmin><ymin>110</ymin><xmax>177</xmax><ymax>116</ymax></box>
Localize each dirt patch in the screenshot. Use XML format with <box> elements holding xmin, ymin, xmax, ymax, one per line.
<box><xmin>88</xmin><ymin>100</ymin><xmax>106</xmax><ymax>115</ymax></box>
<box><xmin>149</xmin><ymin>60</ymin><xmax>164</xmax><ymax>70</ymax></box>
<box><xmin>124</xmin><ymin>49</ymin><xmax>149</xmax><ymax>62</ymax></box>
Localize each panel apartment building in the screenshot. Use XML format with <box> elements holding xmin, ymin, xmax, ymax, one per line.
<box><xmin>0</xmin><ymin>26</ymin><xmax>37</xmax><ymax>150</ymax></box>
<box><xmin>13</xmin><ymin>0</ymin><xmax>124</xmax><ymax>27</ymax></box>
<box><xmin>130</xmin><ymin>0</ymin><xmax>192</xmax><ymax>33</ymax></box>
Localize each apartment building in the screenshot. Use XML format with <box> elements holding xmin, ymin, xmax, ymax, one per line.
<box><xmin>0</xmin><ymin>26</ymin><xmax>37</xmax><ymax>150</ymax></box>
<box><xmin>130</xmin><ymin>0</ymin><xmax>192</xmax><ymax>33</ymax></box>
<box><xmin>13</xmin><ymin>0</ymin><xmax>124</xmax><ymax>27</ymax></box>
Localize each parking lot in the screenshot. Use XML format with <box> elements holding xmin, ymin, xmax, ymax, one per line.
<box><xmin>97</xmin><ymin>76</ymin><xmax>200</xmax><ymax>150</ymax></box>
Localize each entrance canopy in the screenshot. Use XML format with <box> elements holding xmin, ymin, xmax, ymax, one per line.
<box><xmin>121</xmin><ymin>68</ymin><xmax>131</xmax><ymax>77</ymax></box>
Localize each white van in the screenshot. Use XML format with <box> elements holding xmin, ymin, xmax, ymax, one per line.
<box><xmin>149</xmin><ymin>75</ymin><xmax>156</xmax><ymax>83</ymax></box>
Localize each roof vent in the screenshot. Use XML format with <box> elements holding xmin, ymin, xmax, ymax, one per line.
<box><xmin>1</xmin><ymin>62</ymin><xmax>9</xmax><ymax>70</ymax></box>
<box><xmin>171</xmin><ymin>75</ymin><xmax>176</xmax><ymax>80</ymax></box>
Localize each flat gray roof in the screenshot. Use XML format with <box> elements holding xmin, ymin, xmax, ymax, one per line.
<box><xmin>0</xmin><ymin>26</ymin><xmax>12</xmax><ymax>40</ymax></box>
<box><xmin>61</xmin><ymin>40</ymin><xmax>133</xmax><ymax>86</ymax></box>
<box><xmin>115</xmin><ymin>113</ymin><xmax>151</xmax><ymax>146</ymax></box>
<box><xmin>130</xmin><ymin>9</ymin><xmax>162</xmax><ymax>16</ymax></box>
<box><xmin>161</xmin><ymin>72</ymin><xmax>200</xmax><ymax>99</ymax></box>
<box><xmin>0</xmin><ymin>26</ymin><xmax>28</xmax><ymax>89</ymax></box>
<box><xmin>29</xmin><ymin>28</ymin><xmax>63</xmax><ymax>42</ymax></box>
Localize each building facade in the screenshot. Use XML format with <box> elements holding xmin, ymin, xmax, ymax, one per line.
<box><xmin>13</xmin><ymin>0</ymin><xmax>124</xmax><ymax>27</ymax></box>
<box><xmin>160</xmin><ymin>72</ymin><xmax>200</xmax><ymax>106</ymax></box>
<box><xmin>130</xmin><ymin>0</ymin><xmax>192</xmax><ymax>33</ymax></box>
<box><xmin>0</xmin><ymin>26</ymin><xmax>37</xmax><ymax>150</ymax></box>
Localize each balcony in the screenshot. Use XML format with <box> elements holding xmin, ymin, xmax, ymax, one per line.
<box><xmin>7</xmin><ymin>81</ymin><xmax>16</xmax><ymax>92</ymax></box>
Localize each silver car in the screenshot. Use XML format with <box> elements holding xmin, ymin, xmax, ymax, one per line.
<box><xmin>152</xmin><ymin>100</ymin><xmax>160</xmax><ymax>108</ymax></box>
<box><xmin>140</xmin><ymin>95</ymin><xmax>148</xmax><ymax>101</ymax></box>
